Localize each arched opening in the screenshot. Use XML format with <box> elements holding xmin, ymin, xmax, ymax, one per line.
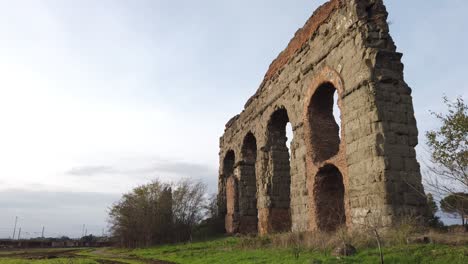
<box><xmin>314</xmin><ymin>164</ymin><xmax>345</xmax><ymax>232</ymax></box>
<box><xmin>239</xmin><ymin>132</ymin><xmax>258</xmax><ymax>233</ymax></box>
<box><xmin>223</xmin><ymin>150</ymin><xmax>239</xmax><ymax>234</ymax></box>
<box><xmin>223</xmin><ymin>150</ymin><xmax>235</xmax><ymax>177</ymax></box>
<box><xmin>266</xmin><ymin>108</ymin><xmax>292</xmax><ymax>232</ymax></box>
<box><xmin>308</xmin><ymin>82</ymin><xmax>341</xmax><ymax>163</ymax></box>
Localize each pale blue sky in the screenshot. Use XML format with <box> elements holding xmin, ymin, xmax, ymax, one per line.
<box><xmin>0</xmin><ymin>0</ymin><xmax>466</xmax><ymax>238</ymax></box>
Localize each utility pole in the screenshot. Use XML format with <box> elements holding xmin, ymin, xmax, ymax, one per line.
<box><xmin>12</xmin><ymin>216</ymin><xmax>18</xmax><ymax>240</ymax></box>
<box><xmin>17</xmin><ymin>228</ymin><xmax>21</xmax><ymax>240</ymax></box>
<box><xmin>41</xmin><ymin>226</ymin><xmax>45</xmax><ymax>238</ymax></box>
<box><xmin>85</xmin><ymin>228</ymin><xmax>87</xmax><ymax>236</ymax></box>
<box><xmin>81</xmin><ymin>224</ymin><xmax>85</xmax><ymax>237</ymax></box>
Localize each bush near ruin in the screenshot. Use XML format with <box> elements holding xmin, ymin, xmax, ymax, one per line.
<box><xmin>108</xmin><ymin>178</ymin><xmax>213</xmax><ymax>247</ymax></box>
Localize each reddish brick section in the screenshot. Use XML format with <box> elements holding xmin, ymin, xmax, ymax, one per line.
<box><xmin>262</xmin><ymin>0</ymin><xmax>343</xmax><ymax>83</ymax></box>
<box><xmin>225</xmin><ymin>176</ymin><xmax>239</xmax><ymax>234</ymax></box>
<box><xmin>258</xmin><ymin>208</ymin><xmax>291</xmax><ymax>235</ymax></box>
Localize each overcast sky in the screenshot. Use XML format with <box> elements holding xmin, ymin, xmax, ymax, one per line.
<box><xmin>0</xmin><ymin>0</ymin><xmax>467</xmax><ymax>238</ymax></box>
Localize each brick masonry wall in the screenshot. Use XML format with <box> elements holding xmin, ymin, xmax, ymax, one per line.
<box><xmin>218</xmin><ymin>0</ymin><xmax>427</xmax><ymax>235</ymax></box>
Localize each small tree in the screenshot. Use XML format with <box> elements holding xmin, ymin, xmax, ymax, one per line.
<box><xmin>172</xmin><ymin>178</ymin><xmax>207</xmax><ymax>242</ymax></box>
<box><xmin>109</xmin><ymin>178</ymin><xmax>210</xmax><ymax>247</ymax></box>
<box><xmin>204</xmin><ymin>194</ymin><xmax>219</xmax><ymax>220</ymax></box>
<box><xmin>440</xmin><ymin>193</ymin><xmax>468</xmax><ymax>227</ymax></box>
<box><xmin>108</xmin><ymin>179</ymin><xmax>173</xmax><ymax>247</ymax></box>
<box><xmin>426</xmin><ymin>193</ymin><xmax>438</xmax><ymax>216</ymax></box>
<box><xmin>426</xmin><ymin>193</ymin><xmax>444</xmax><ymax>228</ymax></box>
<box><xmin>425</xmin><ymin>96</ymin><xmax>467</xmax><ymax>204</ymax></box>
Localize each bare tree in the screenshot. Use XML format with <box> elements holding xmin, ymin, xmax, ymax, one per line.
<box><xmin>172</xmin><ymin>178</ymin><xmax>207</xmax><ymax>242</ymax></box>
<box><xmin>361</xmin><ymin>214</ymin><xmax>384</xmax><ymax>264</ymax></box>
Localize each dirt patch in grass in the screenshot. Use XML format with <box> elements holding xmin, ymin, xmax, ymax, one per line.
<box><xmin>0</xmin><ymin>249</ymin><xmax>80</xmax><ymax>260</ymax></box>
<box><xmin>0</xmin><ymin>248</ymin><xmax>175</xmax><ymax>264</ymax></box>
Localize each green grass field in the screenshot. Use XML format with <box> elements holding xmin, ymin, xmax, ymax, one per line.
<box><xmin>109</xmin><ymin>237</ymin><xmax>467</xmax><ymax>264</ymax></box>
<box><xmin>0</xmin><ymin>248</ymin><xmax>140</xmax><ymax>264</ymax></box>
<box><xmin>0</xmin><ymin>237</ymin><xmax>466</xmax><ymax>263</ymax></box>
<box><xmin>0</xmin><ymin>259</ymin><xmax>98</xmax><ymax>264</ymax></box>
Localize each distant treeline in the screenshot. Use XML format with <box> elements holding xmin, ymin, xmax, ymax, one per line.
<box><xmin>0</xmin><ymin>235</ymin><xmax>111</xmax><ymax>249</ymax></box>
<box><xmin>108</xmin><ymin>179</ymin><xmax>222</xmax><ymax>248</ymax></box>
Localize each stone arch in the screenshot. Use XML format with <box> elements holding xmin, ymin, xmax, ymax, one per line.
<box><xmin>222</xmin><ymin>150</ymin><xmax>239</xmax><ymax>234</ymax></box>
<box><xmin>238</xmin><ymin>132</ymin><xmax>258</xmax><ymax>233</ymax></box>
<box><xmin>304</xmin><ymin>67</ymin><xmax>349</xmax><ymax>231</ymax></box>
<box><xmin>314</xmin><ymin>164</ymin><xmax>346</xmax><ymax>231</ymax></box>
<box><xmin>304</xmin><ymin>67</ymin><xmax>344</xmax><ymax>165</ymax></box>
<box><xmin>219</xmin><ymin>150</ymin><xmax>236</xmax><ymax>219</ymax></box>
<box><xmin>223</xmin><ymin>150</ymin><xmax>235</xmax><ymax>177</ymax></box>
<box><xmin>262</xmin><ymin>107</ymin><xmax>292</xmax><ymax>233</ymax></box>
<box><xmin>308</xmin><ymin>82</ymin><xmax>340</xmax><ymax>162</ymax></box>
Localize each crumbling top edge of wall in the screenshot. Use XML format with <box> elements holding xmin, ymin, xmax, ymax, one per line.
<box><xmin>223</xmin><ymin>0</ymin><xmax>344</xmax><ymax>131</ymax></box>
<box><xmin>242</xmin><ymin>0</ymin><xmax>345</xmax><ymax>110</ymax></box>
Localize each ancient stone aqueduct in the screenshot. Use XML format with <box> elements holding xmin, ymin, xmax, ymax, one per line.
<box><xmin>218</xmin><ymin>0</ymin><xmax>428</xmax><ymax>235</ymax></box>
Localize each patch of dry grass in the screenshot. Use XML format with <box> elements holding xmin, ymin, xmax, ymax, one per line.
<box><xmin>426</xmin><ymin>230</ymin><xmax>468</xmax><ymax>245</ymax></box>
<box><xmin>236</xmin><ymin>221</ymin><xmax>467</xmax><ymax>253</ymax></box>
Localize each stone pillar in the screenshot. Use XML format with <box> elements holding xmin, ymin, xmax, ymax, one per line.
<box><xmin>225</xmin><ymin>175</ymin><xmax>239</xmax><ymax>234</ymax></box>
